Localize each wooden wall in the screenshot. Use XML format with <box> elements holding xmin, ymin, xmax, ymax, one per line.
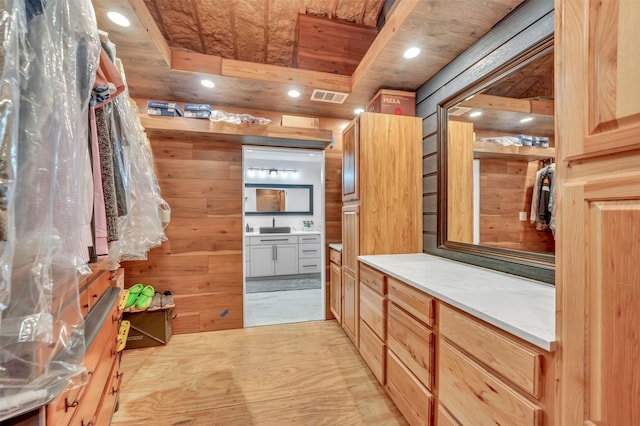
<box><xmin>479</xmin><ymin>159</ymin><xmax>555</xmax><ymax>254</ymax></box>
<box><xmin>415</xmin><ymin>1</ymin><xmax>555</xmax><ymax>281</ymax></box>
<box><xmin>123</xmin><ymin>103</ymin><xmax>347</xmax><ymax>333</ymax></box>
<box><xmin>122</xmin><ymin>138</ymin><xmax>244</xmax><ymax>334</ymax></box>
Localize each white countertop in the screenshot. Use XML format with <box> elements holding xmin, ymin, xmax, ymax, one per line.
<box><xmin>358</xmin><ymin>253</ymin><xmax>556</xmax><ymax>351</ymax></box>
<box><xmin>329</xmin><ymin>243</ymin><xmax>342</xmax><ymax>251</ymax></box>
<box><xmin>245</xmin><ymin>231</ymin><xmax>321</xmax><ymax>237</ymax></box>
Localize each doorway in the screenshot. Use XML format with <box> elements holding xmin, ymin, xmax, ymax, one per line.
<box><xmin>242</xmin><ymin>146</ymin><xmax>325</xmax><ymax>327</ymax></box>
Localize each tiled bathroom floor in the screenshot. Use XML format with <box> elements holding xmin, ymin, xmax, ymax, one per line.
<box><xmin>244</xmin><ymin>288</ymin><xmax>324</xmax><ymax>327</ymax></box>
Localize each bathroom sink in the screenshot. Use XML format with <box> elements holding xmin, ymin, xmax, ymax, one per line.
<box><xmin>259</xmin><ymin>226</ymin><xmax>291</xmax><ymax>234</ymax></box>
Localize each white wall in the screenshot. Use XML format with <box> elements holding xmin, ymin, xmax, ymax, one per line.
<box><xmin>243</xmin><ymin>157</ymin><xmax>323</xmax><ymax>232</ymax></box>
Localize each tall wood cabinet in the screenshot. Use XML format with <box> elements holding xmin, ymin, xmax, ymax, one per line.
<box><xmin>341</xmin><ymin>112</ymin><xmax>423</xmax><ymax>346</ymax></box>
<box><xmin>556</xmin><ymin>1</ymin><xmax>640</xmax><ymax>424</ymax></box>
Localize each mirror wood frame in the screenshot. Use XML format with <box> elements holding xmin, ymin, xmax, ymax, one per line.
<box><xmin>437</xmin><ymin>38</ymin><xmax>555</xmax><ymax>283</ymax></box>
<box><xmin>244</xmin><ymin>183</ymin><xmax>314</xmax><ymax>215</ymax></box>
<box><xmin>414</xmin><ymin>0</ymin><xmax>555</xmax><ymax>283</ymax></box>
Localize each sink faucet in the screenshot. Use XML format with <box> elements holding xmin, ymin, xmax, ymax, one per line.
<box><xmin>272</xmin><ymin>217</ymin><xmax>275</xmax><ymax>227</ymax></box>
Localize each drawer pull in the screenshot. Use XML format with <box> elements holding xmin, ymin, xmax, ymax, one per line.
<box><xmin>81</xmin><ymin>421</ymin><xmax>95</xmax><ymax>426</ymax></box>
<box><xmin>260</xmin><ymin>238</ymin><xmax>289</xmax><ymax>242</ymax></box>
<box><xmin>112</xmin><ymin>371</ymin><xmax>124</xmax><ymax>394</ymax></box>
<box><xmin>65</xmin><ymin>398</ymin><xmax>80</xmax><ymax>412</ymax></box>
<box><xmin>303</xmin><ymin>264</ymin><xmax>317</xmax><ymax>268</ymax></box>
<box><xmin>302</xmin><ymin>250</ymin><xmax>317</xmax><ymax>253</ymax></box>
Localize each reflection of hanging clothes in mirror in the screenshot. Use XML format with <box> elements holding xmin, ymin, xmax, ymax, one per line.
<box><xmin>530</xmin><ymin>159</ymin><xmax>555</xmax><ymax>235</ymax></box>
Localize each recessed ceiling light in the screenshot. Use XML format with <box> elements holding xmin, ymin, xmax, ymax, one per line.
<box><xmin>309</xmin><ymin>153</ymin><xmax>316</xmax><ymax>156</ymax></box>
<box><xmin>201</xmin><ymin>79</ymin><xmax>215</xmax><ymax>88</ymax></box>
<box><xmin>288</xmin><ymin>90</ymin><xmax>300</xmax><ymax>98</ymax></box>
<box><xmin>107</xmin><ymin>11</ymin><xmax>130</xmax><ymax>27</ymax></box>
<box><xmin>354</xmin><ymin>107</ymin><xmax>365</xmax><ymax>114</ymax></box>
<box><xmin>469</xmin><ymin>111</ymin><xmax>482</xmax><ymax>118</ymax></box>
<box><xmin>520</xmin><ymin>117</ymin><xmax>534</xmax><ymax>123</ymax></box>
<box><xmin>404</xmin><ymin>47</ymin><xmax>421</xmax><ymax>59</ymax></box>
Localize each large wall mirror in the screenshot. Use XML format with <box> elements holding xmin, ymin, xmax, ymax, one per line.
<box><xmin>245</xmin><ymin>183</ymin><xmax>314</xmax><ymax>215</ymax></box>
<box><xmin>440</xmin><ymin>40</ymin><xmax>555</xmax><ymax>270</ymax></box>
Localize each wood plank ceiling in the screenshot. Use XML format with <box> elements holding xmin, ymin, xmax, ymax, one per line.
<box><xmin>94</xmin><ymin>0</ymin><xmax>525</xmax><ymax>119</ymax></box>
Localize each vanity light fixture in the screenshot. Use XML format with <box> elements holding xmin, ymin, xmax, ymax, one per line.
<box><xmin>469</xmin><ymin>111</ymin><xmax>482</xmax><ymax>118</ymax></box>
<box><xmin>520</xmin><ymin>117</ymin><xmax>534</xmax><ymax>123</ymax></box>
<box><xmin>107</xmin><ymin>11</ymin><xmax>130</xmax><ymax>27</ymax></box>
<box><xmin>404</xmin><ymin>47</ymin><xmax>421</xmax><ymax>59</ymax></box>
<box><xmin>354</xmin><ymin>107</ymin><xmax>365</xmax><ymax>114</ymax></box>
<box><xmin>288</xmin><ymin>90</ymin><xmax>301</xmax><ymax>98</ymax></box>
<box><xmin>247</xmin><ymin>167</ymin><xmax>299</xmax><ymax>178</ymax></box>
<box><xmin>201</xmin><ymin>79</ymin><xmax>215</xmax><ymax>88</ymax></box>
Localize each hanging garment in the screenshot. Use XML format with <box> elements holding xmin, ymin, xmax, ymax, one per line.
<box><xmin>89</xmin><ymin>107</ymin><xmax>108</xmax><ymax>255</ymax></box>
<box><xmin>94</xmin><ymin>106</ymin><xmax>118</xmax><ymax>242</ymax></box>
<box><xmin>530</xmin><ymin>163</ymin><xmax>555</xmax><ymax>232</ymax></box>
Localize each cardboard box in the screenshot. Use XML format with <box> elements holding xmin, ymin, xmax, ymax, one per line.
<box><xmin>366</xmin><ymin>89</ymin><xmax>416</xmax><ymax>116</ymax></box>
<box><xmin>184</xmin><ymin>103</ymin><xmax>212</xmax><ymax>111</ymax></box>
<box><xmin>123</xmin><ymin>308</ymin><xmax>173</xmax><ymax>349</ymax></box>
<box><xmin>147</xmin><ymin>107</ymin><xmax>183</xmax><ymax>117</ymax></box>
<box><xmin>184</xmin><ymin>110</ymin><xmax>212</xmax><ymax>119</ymax></box>
<box><xmin>281</xmin><ymin>115</ymin><xmax>320</xmax><ymax>129</ymax></box>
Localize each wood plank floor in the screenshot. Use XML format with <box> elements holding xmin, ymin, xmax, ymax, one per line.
<box><xmin>112</xmin><ymin>320</ymin><xmax>407</xmax><ymax>425</ymax></box>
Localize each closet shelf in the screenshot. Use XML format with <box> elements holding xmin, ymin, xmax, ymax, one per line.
<box><xmin>473</xmin><ymin>141</ymin><xmax>555</xmax><ymax>161</ymax></box>
<box><xmin>139</xmin><ymin>115</ymin><xmax>333</xmax><ymax>149</ymax></box>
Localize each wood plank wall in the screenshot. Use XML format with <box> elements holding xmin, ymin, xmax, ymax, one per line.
<box><xmin>123</xmin><ymin>102</ymin><xmax>347</xmax><ymax>333</ymax></box>
<box><xmin>479</xmin><ymin>158</ymin><xmax>555</xmax><ymax>254</ymax></box>
<box><xmin>415</xmin><ymin>1</ymin><xmax>554</xmax><ymax>280</ymax></box>
<box><xmin>122</xmin><ymin>138</ymin><xmax>244</xmax><ymax>334</ymax></box>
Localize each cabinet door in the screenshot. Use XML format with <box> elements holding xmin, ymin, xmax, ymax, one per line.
<box><xmin>342</xmin><ymin>204</ymin><xmax>359</xmax><ymax>275</ymax></box>
<box><xmin>557</xmin><ymin>2</ymin><xmax>640</xmax><ymax>425</ymax></box>
<box><xmin>342</xmin><ymin>269</ymin><xmax>358</xmax><ymax>344</ymax></box>
<box><xmin>330</xmin><ymin>261</ymin><xmax>342</xmax><ymax>323</ymax></box>
<box><xmin>274</xmin><ymin>244</ymin><xmax>298</xmax><ymax>275</ymax></box>
<box><xmin>250</xmin><ymin>245</ymin><xmax>275</xmax><ymax>277</ymax></box>
<box><xmin>342</xmin><ymin>118</ymin><xmax>359</xmax><ymax>201</ymax></box>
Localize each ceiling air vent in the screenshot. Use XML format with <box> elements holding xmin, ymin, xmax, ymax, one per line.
<box><xmin>310</xmin><ymin>89</ymin><xmax>349</xmax><ymax>104</ymax></box>
<box><xmin>448</xmin><ymin>106</ymin><xmax>472</xmax><ymax>116</ymax></box>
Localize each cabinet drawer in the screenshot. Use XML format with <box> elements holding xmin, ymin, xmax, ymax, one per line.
<box><xmin>298</xmin><ymin>234</ymin><xmax>320</xmax><ymax>243</ymax></box>
<box><xmin>386</xmin><ymin>350</ymin><xmax>434</xmax><ymax>426</ymax></box>
<box><xmin>360</xmin><ymin>264</ymin><xmax>386</xmax><ymax>295</ymax></box>
<box><xmin>250</xmin><ymin>235</ymin><xmax>297</xmax><ymax>245</ymax></box>
<box><xmin>440</xmin><ymin>304</ymin><xmax>542</xmax><ymax>397</ymax></box>
<box><xmin>388</xmin><ymin>277</ymin><xmax>434</xmax><ymax>327</ymax></box>
<box><xmin>47</xmin><ymin>384</ymin><xmax>83</xmax><ymax>426</ymax></box>
<box><xmin>439</xmin><ymin>340</ymin><xmax>542</xmax><ymax>426</ymax></box>
<box><xmin>298</xmin><ymin>258</ymin><xmax>322</xmax><ymax>274</ymax></box>
<box><xmin>329</xmin><ymin>248</ymin><xmax>341</xmax><ymax>265</ymax></box>
<box><xmin>94</xmin><ymin>356</ymin><xmax>122</xmax><ymax>426</ymax></box>
<box><xmin>359</xmin><ymin>282</ymin><xmax>386</xmax><ymax>338</ymax></box>
<box><xmin>437</xmin><ymin>404</ymin><xmax>461</xmax><ymax>426</ymax></box>
<box><xmin>298</xmin><ymin>243</ymin><xmax>321</xmax><ymax>258</ymax></box>
<box><xmin>87</xmin><ymin>270</ymin><xmax>112</xmax><ymax>311</ymax></box>
<box><xmin>388</xmin><ymin>302</ymin><xmax>434</xmax><ymax>390</ymax></box>
<box><xmin>359</xmin><ymin>319</ymin><xmax>385</xmax><ymax>385</ymax></box>
<box><xmin>71</xmin><ymin>329</ymin><xmax>119</xmax><ymax>425</ymax></box>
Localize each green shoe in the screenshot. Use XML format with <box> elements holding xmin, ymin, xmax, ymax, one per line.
<box><xmin>124</xmin><ymin>284</ymin><xmax>144</xmax><ymax>309</ymax></box>
<box><xmin>134</xmin><ymin>285</ymin><xmax>155</xmax><ymax>311</ymax></box>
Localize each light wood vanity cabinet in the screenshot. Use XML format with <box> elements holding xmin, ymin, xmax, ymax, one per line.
<box><xmin>358</xmin><ymin>264</ymin><xmax>387</xmax><ymax>385</ymax></box>
<box><xmin>340</xmin><ymin>112</ymin><xmax>422</xmax><ymax>348</ymax></box>
<box><xmin>438</xmin><ymin>305</ymin><xmax>555</xmax><ymax>426</ymax></box>
<box><xmin>329</xmin><ymin>248</ymin><xmax>342</xmax><ymax>324</ymax></box>
<box><xmin>353</xmin><ymin>262</ymin><xmax>555</xmax><ymax>426</ymax></box>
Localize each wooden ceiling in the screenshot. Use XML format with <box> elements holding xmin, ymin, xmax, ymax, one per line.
<box><xmin>94</xmin><ymin>0</ymin><xmax>525</xmax><ymax>119</ymax></box>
